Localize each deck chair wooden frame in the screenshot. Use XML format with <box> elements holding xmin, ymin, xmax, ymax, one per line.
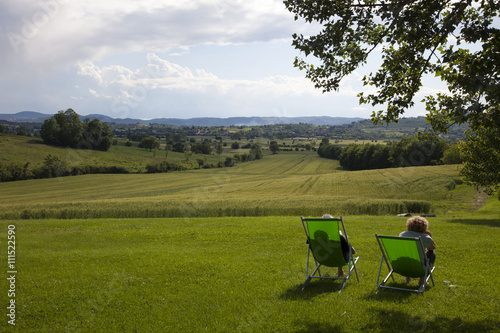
<box><xmin>375</xmin><ymin>234</ymin><xmax>435</xmax><ymax>295</ymax></box>
<box><xmin>301</xmin><ymin>216</ymin><xmax>359</xmax><ymax>292</ymax></box>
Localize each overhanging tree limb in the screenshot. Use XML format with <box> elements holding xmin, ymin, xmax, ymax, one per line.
<box><xmin>285</xmin><ymin>0</ymin><xmax>500</xmax><ymax>197</ymax></box>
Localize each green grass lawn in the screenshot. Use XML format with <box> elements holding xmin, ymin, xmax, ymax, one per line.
<box><xmin>1</xmin><ymin>200</ymin><xmax>499</xmax><ymax>332</ymax></box>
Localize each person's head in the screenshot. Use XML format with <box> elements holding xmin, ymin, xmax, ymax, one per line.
<box><xmin>406</xmin><ymin>216</ymin><xmax>429</xmax><ymax>233</ymax></box>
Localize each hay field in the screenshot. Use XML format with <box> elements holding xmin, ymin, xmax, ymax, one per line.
<box><xmin>0</xmin><ymin>151</ymin><xmax>462</xmax><ymax>219</ymax></box>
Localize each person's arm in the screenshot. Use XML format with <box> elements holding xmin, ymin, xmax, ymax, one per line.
<box><xmin>426</xmin><ymin>235</ymin><xmax>436</xmax><ymax>251</ymax></box>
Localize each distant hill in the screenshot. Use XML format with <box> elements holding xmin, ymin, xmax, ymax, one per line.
<box><xmin>0</xmin><ymin>111</ymin><xmax>53</xmax><ymax>123</ymax></box>
<box><xmin>0</xmin><ymin>111</ymin><xmax>364</xmax><ymax>126</ymax></box>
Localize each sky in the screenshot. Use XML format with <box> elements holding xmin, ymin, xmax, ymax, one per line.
<box><xmin>0</xmin><ymin>0</ymin><xmax>444</xmax><ymax>120</ymax></box>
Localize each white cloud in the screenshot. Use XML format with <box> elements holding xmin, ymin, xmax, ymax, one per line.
<box><xmin>72</xmin><ymin>53</ymin><xmax>340</xmax><ymax>119</ymax></box>
<box><xmin>0</xmin><ymin>0</ymin><xmax>435</xmax><ymax>120</ymax></box>
<box><xmin>1</xmin><ymin>0</ymin><xmax>310</xmax><ymax>68</ymax></box>
<box><xmin>1</xmin><ymin>0</ymin><xmax>330</xmax><ymax>118</ymax></box>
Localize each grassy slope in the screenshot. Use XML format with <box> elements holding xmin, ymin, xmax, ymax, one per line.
<box><xmin>0</xmin><ymin>135</ymin><xmax>239</xmax><ymax>173</ymax></box>
<box><xmin>0</xmin><ymin>151</ymin><xmax>463</xmax><ymax>219</ymax></box>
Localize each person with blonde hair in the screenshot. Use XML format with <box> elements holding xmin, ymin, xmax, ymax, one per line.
<box><xmin>399</xmin><ymin>216</ymin><xmax>436</xmax><ymax>285</ymax></box>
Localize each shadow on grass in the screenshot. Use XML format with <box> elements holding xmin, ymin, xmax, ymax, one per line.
<box><xmin>292</xmin><ymin>321</ymin><xmax>344</xmax><ymax>333</ymax></box>
<box><xmin>364</xmin><ymin>281</ymin><xmax>434</xmax><ymax>301</ymax></box>
<box><xmin>26</xmin><ymin>139</ymin><xmax>44</xmax><ymax>144</ymax></box>
<box><xmin>446</xmin><ymin>218</ymin><xmax>500</xmax><ymax>228</ymax></box>
<box><xmin>280</xmin><ymin>279</ymin><xmax>348</xmax><ymax>301</ymax></box>
<box><xmin>363</xmin><ymin>308</ymin><xmax>500</xmax><ymax>332</ymax></box>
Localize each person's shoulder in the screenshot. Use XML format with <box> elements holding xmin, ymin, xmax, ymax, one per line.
<box><xmin>400</xmin><ymin>230</ymin><xmax>431</xmax><ymax>239</ymax></box>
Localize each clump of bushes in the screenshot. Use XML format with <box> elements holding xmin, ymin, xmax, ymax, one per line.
<box><xmin>145</xmin><ymin>161</ymin><xmax>193</xmax><ymax>173</ymax></box>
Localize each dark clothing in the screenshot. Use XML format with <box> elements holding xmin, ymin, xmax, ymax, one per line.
<box><xmin>340</xmin><ymin>234</ymin><xmax>354</xmax><ymax>263</ymax></box>
<box><xmin>426</xmin><ymin>250</ymin><xmax>436</xmax><ymax>267</ymax></box>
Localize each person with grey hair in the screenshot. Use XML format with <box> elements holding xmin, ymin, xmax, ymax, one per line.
<box><xmin>399</xmin><ymin>216</ymin><xmax>436</xmax><ymax>285</ymax></box>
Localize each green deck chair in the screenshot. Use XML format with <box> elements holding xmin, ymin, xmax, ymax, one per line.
<box><xmin>375</xmin><ymin>234</ymin><xmax>435</xmax><ymax>295</ymax></box>
<box><xmin>301</xmin><ymin>216</ymin><xmax>359</xmax><ymax>291</ymax></box>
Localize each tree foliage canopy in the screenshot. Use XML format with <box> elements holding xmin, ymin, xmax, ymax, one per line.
<box><xmin>139</xmin><ymin>136</ymin><xmax>160</xmax><ymax>151</ymax></box>
<box><xmin>459</xmin><ymin>125</ymin><xmax>500</xmax><ymax>196</ymax></box>
<box><xmin>40</xmin><ymin>109</ymin><xmax>114</xmax><ymax>151</ymax></box>
<box><xmin>269</xmin><ymin>140</ymin><xmax>280</xmax><ymax>154</ymax></box>
<box><xmin>285</xmin><ymin>0</ymin><xmax>499</xmax><ymax>196</ymax></box>
<box><xmin>284</xmin><ymin>0</ymin><xmax>498</xmax><ymax>127</ymax></box>
<box><xmin>319</xmin><ymin>137</ymin><xmax>449</xmax><ymax>171</ymax></box>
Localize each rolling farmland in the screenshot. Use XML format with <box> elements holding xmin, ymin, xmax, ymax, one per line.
<box><xmin>0</xmin><ymin>151</ymin><xmax>463</xmax><ymax>219</ymax></box>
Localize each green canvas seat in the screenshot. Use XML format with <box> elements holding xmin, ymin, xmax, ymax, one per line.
<box><xmin>301</xmin><ymin>216</ymin><xmax>359</xmax><ymax>291</ymax></box>
<box><xmin>375</xmin><ymin>234</ymin><xmax>435</xmax><ymax>294</ymax></box>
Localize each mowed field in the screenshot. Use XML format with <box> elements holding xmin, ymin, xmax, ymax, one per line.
<box><xmin>0</xmin><ymin>151</ymin><xmax>463</xmax><ymax>219</ymax></box>
<box><xmin>1</xmin><ymin>207</ymin><xmax>499</xmax><ymax>332</ymax></box>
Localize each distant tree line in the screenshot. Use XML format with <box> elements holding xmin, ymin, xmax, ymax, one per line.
<box><xmin>40</xmin><ymin>109</ymin><xmax>114</xmax><ymax>151</ymax></box>
<box><xmin>318</xmin><ymin>137</ymin><xmax>461</xmax><ymax>171</ymax></box>
<box><xmin>3</xmin><ymin>113</ymin><xmax>466</xmax><ymax>143</ymax></box>
<box><xmin>145</xmin><ymin>144</ymin><xmax>263</xmax><ymax>173</ymax></box>
<box><xmin>0</xmin><ymin>154</ymin><xmax>129</xmax><ymax>183</ymax></box>
<box><xmin>0</xmin><ymin>122</ymin><xmax>42</xmax><ymax>136</ymax></box>
<box><xmin>115</xmin><ymin>118</ymin><xmax>467</xmax><ymax>143</ymax></box>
